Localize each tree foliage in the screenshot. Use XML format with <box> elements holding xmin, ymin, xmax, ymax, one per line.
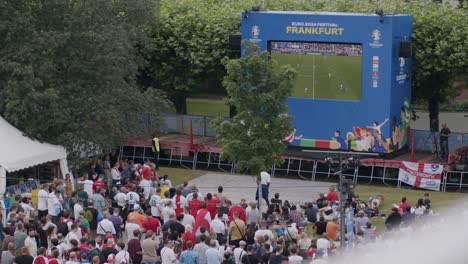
<box><xmin>212</xmin><ymin>42</ymin><xmax>296</xmax><ymax>174</ymax></box>
<box><xmin>143</xmin><ymin>0</ymin><xmax>251</xmax><ymax>114</ymax></box>
<box><xmin>0</xmin><ymin>0</ymin><xmax>170</xmax><ymax>158</ymax></box>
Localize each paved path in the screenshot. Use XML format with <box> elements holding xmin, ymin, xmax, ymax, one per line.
<box><xmin>188</xmin><ymin>173</ymin><xmax>331</xmax><ymax>207</ymax></box>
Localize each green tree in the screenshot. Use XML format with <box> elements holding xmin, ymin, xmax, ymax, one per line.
<box><xmin>0</xmin><ymin>0</ymin><xmax>170</xmax><ymax>158</ymax></box>
<box><xmin>212</xmin><ymin>42</ymin><xmax>296</xmax><ymax>174</ymax></box>
<box><xmin>144</xmin><ymin>0</ymin><xmax>250</xmax><ymax>114</ymax></box>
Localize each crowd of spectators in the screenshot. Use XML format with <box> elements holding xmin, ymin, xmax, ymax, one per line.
<box><xmin>0</xmin><ymin>156</ymin><xmax>436</xmax><ymax>264</ymax></box>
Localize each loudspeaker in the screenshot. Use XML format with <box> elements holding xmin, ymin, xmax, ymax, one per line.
<box><xmin>229</xmin><ymin>34</ymin><xmax>241</xmax><ymax>51</ymax></box>
<box><xmin>399</xmin><ymin>41</ymin><xmax>412</xmax><ymax>58</ymax></box>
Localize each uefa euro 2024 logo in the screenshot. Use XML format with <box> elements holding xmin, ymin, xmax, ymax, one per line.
<box><xmin>371</xmin><ymin>29</ymin><xmax>381</xmax><ymax>42</ymax></box>
<box><xmin>252</xmin><ymin>25</ymin><xmax>260</xmax><ymax>38</ymax></box>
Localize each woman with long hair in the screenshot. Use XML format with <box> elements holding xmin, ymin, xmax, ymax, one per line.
<box><xmin>244</xmin><ymin>222</ymin><xmax>257</xmax><ymax>245</ymax></box>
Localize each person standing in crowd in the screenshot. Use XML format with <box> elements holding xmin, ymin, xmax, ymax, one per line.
<box><xmin>127</xmin><ymin>230</ymin><xmax>142</xmax><ymax>264</ymax></box>
<box><xmin>141</xmin><ymin>230</ymin><xmax>158</xmax><ymax>264</ymax></box>
<box><xmin>172</xmin><ymin>189</ymin><xmax>187</xmax><ymax>217</ymax></box>
<box><xmin>97</xmin><ymin>213</ymin><xmax>116</xmax><ymax>237</ymax></box>
<box><xmin>256</xmin><ymin>171</ymin><xmax>271</xmax><ymax>207</ymax></box>
<box><xmin>15</xmin><ymin>223</ymin><xmax>28</xmax><ymax>250</ymax></box>
<box><xmin>84</xmin><ymin>201</ymin><xmax>99</xmax><ymax>238</ymax></box>
<box><xmin>160</xmin><ymin>240</ymin><xmax>176</xmax><ymax>264</ymax></box>
<box><xmin>14</xmin><ymin>247</ymin><xmax>33</xmax><ymax>264</ymax></box>
<box><xmin>91</xmin><ymin>187</ymin><xmax>106</xmax><ymax>212</ymax></box>
<box><xmin>206</xmin><ymin>241</ymin><xmax>223</xmax><ymax>264</ymax></box>
<box><xmin>326</xmin><ymin>187</ymin><xmax>339</xmax><ymax>203</ymax></box>
<box><xmin>189</xmin><ymin>193</ymin><xmax>202</xmax><ymax>218</ymax></box>
<box><xmin>23</xmin><ymin>229</ymin><xmax>37</xmax><ymax>258</ymax></box>
<box><xmin>48</xmin><ymin>190</ymin><xmax>62</xmax><ymax>225</ymax></box>
<box><xmin>241</xmin><ymin>245</ymin><xmax>258</xmax><ymax>264</ymax></box>
<box><xmin>37</xmin><ymin>184</ymin><xmax>49</xmax><ymax>219</ymax></box>
<box><xmin>1</xmin><ymin>243</ymin><xmax>15</xmax><ymax>264</ymax></box>
<box><xmin>193</xmin><ymin>235</ymin><xmax>209</xmax><ymax>264</ymax></box>
<box><xmin>179</xmin><ymin>240</ymin><xmax>199</xmax><ymax>264</ymax></box>
<box><xmin>73</xmin><ymin>199</ymin><xmax>84</xmax><ymax>221</ymax></box>
<box><xmin>439</xmin><ymin>122</ymin><xmax>451</xmax><ymax>162</ymax></box>
<box><xmin>151</xmin><ymin>135</ymin><xmax>160</xmax><ymax>168</ymax></box>
<box><xmin>229</xmin><ymin>213</ymin><xmax>246</xmax><ymax>248</ymax></box>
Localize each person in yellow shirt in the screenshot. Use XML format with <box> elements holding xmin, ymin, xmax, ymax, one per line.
<box><xmin>229</xmin><ymin>212</ymin><xmax>246</xmax><ymax>248</ymax></box>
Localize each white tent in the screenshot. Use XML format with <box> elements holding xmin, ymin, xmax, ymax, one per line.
<box><xmin>0</xmin><ymin>116</ymin><xmax>70</xmax><ymax>196</ymax></box>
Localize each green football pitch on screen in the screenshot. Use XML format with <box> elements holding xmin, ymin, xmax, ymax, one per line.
<box><xmin>271</xmin><ymin>51</ymin><xmax>362</xmax><ymax>101</ymax></box>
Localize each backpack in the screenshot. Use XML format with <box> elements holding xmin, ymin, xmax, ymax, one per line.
<box><xmin>253</xmin><ymin>243</ymin><xmax>264</xmax><ymax>259</ymax></box>
<box><xmin>57</xmin><ymin>222</ymin><xmax>69</xmax><ymax>236</ymax></box>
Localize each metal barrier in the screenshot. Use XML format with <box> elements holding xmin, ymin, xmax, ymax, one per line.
<box><xmin>442</xmin><ymin>170</ymin><xmax>468</xmax><ymax>192</ymax></box>
<box><xmin>121</xmin><ymin>145</ymin><xmax>235</xmax><ymax>173</ymax></box>
<box><xmin>122</xmin><ymin>144</ymin><xmax>466</xmax><ymax>192</ymax></box>
<box><xmin>271</xmin><ymin>158</ymin><xmax>315</xmax><ymax>181</ymax></box>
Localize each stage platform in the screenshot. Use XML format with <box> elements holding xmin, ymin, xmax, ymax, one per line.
<box><xmin>123</xmin><ymin>134</ymin><xmax>467</xmax><ymax>192</ymax></box>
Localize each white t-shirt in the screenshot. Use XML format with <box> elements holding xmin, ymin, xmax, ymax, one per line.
<box><xmin>37</xmin><ymin>189</ymin><xmax>49</xmax><ymax>211</ymax></box>
<box><xmin>111</xmin><ymin>167</ymin><xmax>121</xmax><ymax>181</ymax></box>
<box><xmin>21</xmin><ymin>202</ymin><xmax>35</xmax><ymax>219</ymax></box>
<box><xmin>150</xmin><ymin>195</ymin><xmax>162</xmax><ymax>217</ymax></box>
<box><xmin>139</xmin><ymin>180</ymin><xmax>152</xmax><ymax>200</ymax></box>
<box><xmin>172</xmin><ymin>195</ymin><xmax>187</xmax><ymax>210</ymax></box>
<box><xmin>125</xmin><ymin>223</ymin><xmax>140</xmax><ymax>242</ymax></box>
<box><xmin>115</xmin><ymin>250</ymin><xmax>130</xmax><ymax>264</ymax></box>
<box><xmin>233</xmin><ymin>248</ymin><xmax>246</xmax><ymax>264</ymax></box>
<box><xmin>65</xmin><ymin>231</ymin><xmax>79</xmax><ymax>247</ymax></box>
<box><xmin>81</xmin><ymin>180</ymin><xmax>94</xmax><ymax>196</ymax></box>
<box><xmin>316</xmin><ymin>238</ymin><xmax>331</xmax><ymax>255</ymax></box>
<box><xmin>210</xmin><ymin>218</ymin><xmax>225</xmax><ymax>234</ymax></box>
<box><xmin>288</xmin><ymin>255</ymin><xmax>303</xmax><ymax>264</ymax></box>
<box><xmin>114</xmin><ymin>192</ymin><xmax>127</xmax><ymax>207</ymax></box>
<box><xmin>48</xmin><ymin>194</ymin><xmax>61</xmax><ymax>216</ymax></box>
<box><xmin>181</xmin><ymin>213</ymin><xmax>195</xmax><ymax>227</ymax></box>
<box><xmin>97</xmin><ymin>219</ymin><xmax>116</xmax><ymax>235</ymax></box>
<box><xmin>160</xmin><ymin>247</ymin><xmax>176</xmax><ymax>264</ymax></box>
<box><xmin>162</xmin><ymin>207</ymin><xmax>175</xmax><ymax>223</ymax></box>
<box><xmin>260</xmin><ymin>171</ymin><xmax>271</xmax><ymax>185</ymax></box>
<box><xmin>126</xmin><ymin>192</ymin><xmax>140</xmax><ymax>205</ymax></box>
<box><xmin>254</xmin><ymin>229</ymin><xmax>274</xmax><ymax>241</ymax></box>
<box><xmin>74</xmin><ymin>203</ymin><xmax>83</xmax><ymax>220</ymax></box>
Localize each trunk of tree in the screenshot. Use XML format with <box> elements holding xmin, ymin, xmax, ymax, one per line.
<box><xmin>428</xmin><ymin>96</ymin><xmax>440</xmax><ymax>132</ymax></box>
<box><xmin>229</xmin><ymin>105</ymin><xmax>237</xmax><ymax>118</ymax></box>
<box><xmin>173</xmin><ymin>93</ymin><xmax>187</xmax><ymax>115</ymax></box>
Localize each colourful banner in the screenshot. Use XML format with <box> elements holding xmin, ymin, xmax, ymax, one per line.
<box><xmin>398</xmin><ymin>161</ymin><xmax>443</xmax><ymax>191</ymax></box>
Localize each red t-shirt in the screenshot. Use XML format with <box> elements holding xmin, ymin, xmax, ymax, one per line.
<box><xmin>49</xmin><ymin>258</ymin><xmax>60</xmax><ymax>264</ymax></box>
<box><xmin>228</xmin><ymin>205</ymin><xmax>246</xmax><ymax>224</ymax></box>
<box><xmin>189</xmin><ymin>199</ymin><xmax>202</xmax><ymax>217</ymax></box>
<box><xmin>142</xmin><ymin>217</ymin><xmax>160</xmax><ymax>233</ymax></box>
<box><xmin>205</xmin><ymin>198</ymin><xmax>220</xmax><ymax>219</ymax></box>
<box><xmin>181</xmin><ymin>232</ymin><xmax>196</xmax><ymax>250</ymax></box>
<box><xmin>327</xmin><ymin>191</ymin><xmax>339</xmax><ymax>203</ymax></box>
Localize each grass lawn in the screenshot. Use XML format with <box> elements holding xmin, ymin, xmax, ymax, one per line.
<box><xmin>186</xmin><ymin>99</ymin><xmax>229</xmax><ymax>117</ymax></box>
<box><xmin>158</xmin><ymin>167</ymin><xmax>209</xmax><ymax>186</ymax></box>
<box><xmin>354</xmin><ymin>185</ymin><xmax>464</xmax><ymax>231</ymax></box>
<box><xmin>164</xmin><ymin>98</ymin><xmax>230</xmax><ymax>117</ymax></box>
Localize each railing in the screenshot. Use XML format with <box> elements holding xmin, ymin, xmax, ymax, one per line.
<box><xmin>412</xmin><ymin>129</ymin><xmax>468</xmax><ymax>152</ymax></box>
<box><xmin>157</xmin><ymin>114</ymin><xmax>232</xmax><ymax>137</ymax></box>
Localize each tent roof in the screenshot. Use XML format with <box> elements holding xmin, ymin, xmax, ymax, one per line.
<box><xmin>0</xmin><ymin>116</ymin><xmax>67</xmax><ymax>172</ymax></box>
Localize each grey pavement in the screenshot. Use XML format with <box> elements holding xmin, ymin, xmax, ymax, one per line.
<box><xmin>188</xmin><ymin>173</ymin><xmax>331</xmax><ymax>208</ymax></box>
